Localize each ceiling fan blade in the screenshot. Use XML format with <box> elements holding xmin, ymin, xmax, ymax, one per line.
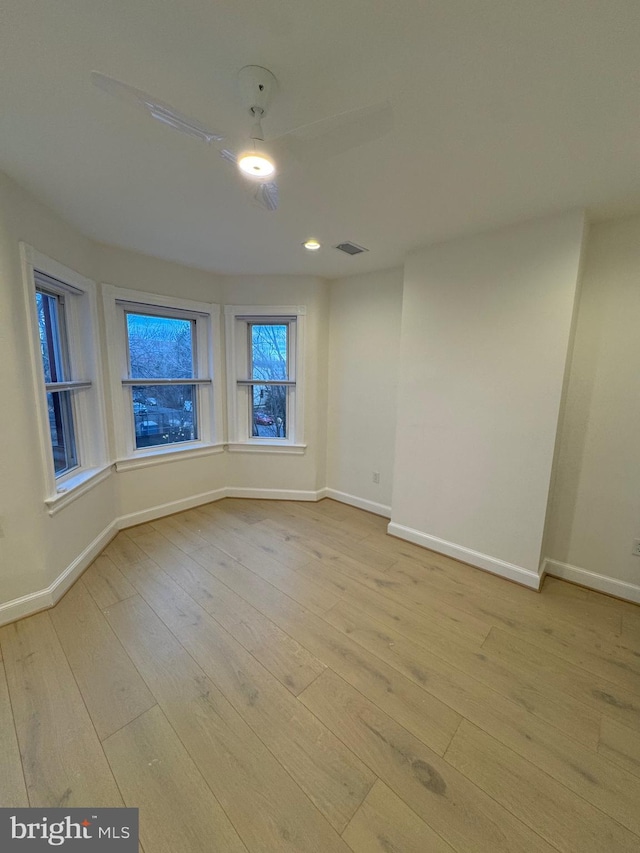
<box><xmin>252</xmin><ymin>181</ymin><xmax>279</xmax><ymax>211</ymax></box>
<box><xmin>219</xmin><ymin>147</ymin><xmax>238</xmax><ymax>165</ymax></box>
<box><xmin>220</xmin><ymin>149</ymin><xmax>279</xmax><ymax>211</ymax></box>
<box><xmin>268</xmin><ymin>102</ymin><xmax>393</xmax><ymax>167</ymax></box>
<box><xmin>91</xmin><ymin>71</ymin><xmax>224</xmax><ymax>144</ymax></box>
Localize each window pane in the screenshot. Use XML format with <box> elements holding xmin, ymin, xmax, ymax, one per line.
<box><xmin>36</xmin><ymin>290</ymin><xmax>67</xmax><ymax>383</ymax></box>
<box><xmin>251</xmin><ymin>324</ymin><xmax>288</xmax><ymax>381</ymax></box>
<box><xmin>132</xmin><ymin>384</ymin><xmax>197</xmax><ymax>448</ymax></box>
<box><xmin>126</xmin><ymin>313</ymin><xmax>195</xmax><ymax>379</ymax></box>
<box><xmin>47</xmin><ymin>391</ymin><xmax>78</xmax><ymax>475</ymax></box>
<box><xmin>251</xmin><ymin>384</ymin><xmax>287</xmax><ymax>438</ymax></box>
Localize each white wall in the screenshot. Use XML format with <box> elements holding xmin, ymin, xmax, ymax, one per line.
<box><xmin>390</xmin><ymin>212</ymin><xmax>586</xmax><ymax>586</ymax></box>
<box><xmin>0</xmin><ymin>172</ymin><xmax>116</xmax><ymax>605</ymax></box>
<box><xmin>326</xmin><ymin>268</ymin><xmax>404</xmax><ymax>512</ymax></box>
<box><xmin>543</xmin><ymin>215</ymin><xmax>640</xmax><ymax>600</ymax></box>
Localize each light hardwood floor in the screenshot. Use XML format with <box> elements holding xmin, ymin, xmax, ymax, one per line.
<box><xmin>2</xmin><ymin>498</ymin><xmax>640</xmax><ymax>852</ymax></box>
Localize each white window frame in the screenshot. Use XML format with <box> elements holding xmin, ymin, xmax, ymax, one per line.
<box><xmin>103</xmin><ymin>285</ymin><xmax>223</xmax><ymax>470</ymax></box>
<box><xmin>225</xmin><ymin>305</ymin><xmax>306</xmax><ymax>453</ymax></box>
<box><xmin>20</xmin><ymin>244</ymin><xmax>110</xmax><ymax>514</ymax></box>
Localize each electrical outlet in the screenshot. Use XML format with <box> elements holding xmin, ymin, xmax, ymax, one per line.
<box><xmin>372</xmin><ymin>471</ymin><xmax>380</xmax><ymax>484</ymax></box>
<box><xmin>633</xmin><ymin>539</ymin><xmax>640</xmax><ymax>557</ymax></box>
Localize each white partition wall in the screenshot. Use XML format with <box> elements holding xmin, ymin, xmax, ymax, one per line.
<box><xmin>326</xmin><ymin>268</ymin><xmax>404</xmax><ymax>515</ymax></box>
<box><xmin>543</xmin><ymin>214</ymin><xmax>640</xmax><ymax>602</ymax></box>
<box><xmin>389</xmin><ymin>212</ymin><xmax>586</xmax><ymax>587</ymax></box>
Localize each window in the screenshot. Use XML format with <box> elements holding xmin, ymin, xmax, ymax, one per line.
<box><xmin>249</xmin><ymin>322</ymin><xmax>291</xmax><ymax>439</ymax></box>
<box><xmin>104</xmin><ymin>286</ymin><xmax>220</xmax><ymax>467</ymax></box>
<box><xmin>225</xmin><ymin>306</ymin><xmax>306</xmax><ymax>452</ymax></box>
<box><xmin>125</xmin><ymin>311</ymin><xmax>199</xmax><ymax>449</ymax></box>
<box><xmin>22</xmin><ymin>246</ymin><xmax>109</xmax><ymax>511</ymax></box>
<box><xmin>36</xmin><ymin>285</ymin><xmax>80</xmax><ymax>475</ymax></box>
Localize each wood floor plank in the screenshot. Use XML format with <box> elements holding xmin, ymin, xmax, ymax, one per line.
<box><xmin>303</xmin><ymin>499</ymin><xmax>389</xmax><ymax>533</ymax></box>
<box><xmin>542</xmin><ymin>576</ymin><xmax>589</xmax><ymax>599</ymax></box>
<box><xmin>194</xmin><ymin>537</ymin><xmax>340</xmax><ymax>616</ymax></box>
<box><xmin>50</xmin><ymin>581</ymin><xmax>156</xmax><ymax>740</ymax></box>
<box><xmin>103</xmin><ymin>705</ymin><xmax>247</xmax><ymax>853</ymax></box>
<box><xmin>599</xmin><ymin>716</ymin><xmax>640</xmax><ymax>778</ymax></box>
<box><xmin>190</xmin><ymin>506</ymin><xmax>320</xmax><ymax>573</ymax></box>
<box><xmin>483</xmin><ymin>628</ymin><xmax>640</xmax><ymax>731</ymax></box>
<box><xmin>295</xmin><ymin>555</ymin><xmax>492</xmax><ymax>644</ymax></box>
<box><xmin>496</xmin><ymin>617</ymin><xmax>640</xmax><ymax>692</ymax></box>
<box><xmin>255</xmin><ymin>501</ymin><xmax>375</xmax><ymax>550</ymax></box>
<box><xmin>223</xmin><ymin>517</ymin><xmax>319</xmax><ymax>571</ymax></box>
<box><xmin>256</xmin><ymin>517</ymin><xmax>397</xmax><ymax>572</ymax></box>
<box><xmin>191</xmin><ymin>542</ymin><xmax>325</xmax><ymax>619</ymax></box>
<box><xmin>386</xmin><ymin>557</ymin><xmax>623</xmax><ymax>635</ymax></box>
<box><xmin>82</xmin><ymin>554</ymin><xmax>136</xmax><ymax>610</ymax></box>
<box><xmin>218</xmin><ymin>497</ymin><xmax>273</xmax><ymax>525</ymax></box>
<box><xmin>4</xmin><ymin>498</ymin><xmax>638</xmax><ymax>848</ymax></box>
<box><xmin>138</xmin><ymin>520</ymin><xmax>337</xmax><ymax>624</ymax></box>
<box><xmin>190</xmin><ymin>546</ymin><xmax>462</xmax><ymax>755</ymax></box>
<box><xmin>325</xmin><ymin>600</ymin><xmax>601</xmax><ymax>749</ymax></box>
<box><xmin>621</xmin><ymin>610</ymin><xmax>640</xmax><ymax>649</ymax></box>
<box><xmin>314</xmin><ymin>598</ymin><xmax>640</xmax><ymax>837</ymax></box>
<box><xmin>121</xmin><ymin>559</ymin><xmax>375</xmax><ymax>833</ymax></box>
<box><xmin>0</xmin><ymin>613</ymin><xmax>123</xmax><ymax>807</ymax></box>
<box><xmin>167</xmin><ymin>506</ymin><xmax>226</xmax><ymax>541</ymax></box>
<box><xmin>0</xmin><ymin>658</ymin><xmax>28</xmax><ymax>806</ymax></box>
<box><xmin>445</xmin><ymin>719</ymin><xmax>640</xmax><ymax>853</ymax></box>
<box><xmin>356</xmin><ymin>555</ymin><xmax>624</xmax><ymax>655</ymax></box>
<box><xmin>150</xmin><ymin>514</ymin><xmax>210</xmax><ymax>553</ymax></box>
<box><xmin>300</xmin><ymin>670</ymin><xmax>556</xmax><ymax>853</ymax></box>
<box><xmin>122</xmin><ymin>522</ymin><xmax>156</xmax><ymax>540</ymax></box>
<box><xmin>104</xmin><ymin>532</ymin><xmax>147</xmax><ymax>568</ymax></box>
<box><xmin>106</xmin><ymin>594</ymin><xmax>352</xmax><ymax>853</ymax></box>
<box><xmin>362</xmin><ymin>528</ymin><xmax>457</xmax><ymax>564</ymax></box>
<box><xmin>587</xmin><ymin>590</ymin><xmax>640</xmax><ymax>613</ymax></box>
<box><xmin>192</xmin><ymin>503</ymin><xmax>255</xmax><ymax>537</ymax></box>
<box><xmin>367</xmin><ymin>535</ymin><xmax>626</xmax><ymax>637</ymax></box>
<box><xmin>342</xmin><ymin>779</ymin><xmax>454</xmax><ymax>853</ymax></box>
<box><xmin>129</xmin><ymin>528</ymin><xmax>206</xmax><ymax>574</ymax></box>
<box><xmin>138</xmin><ymin>536</ymin><xmax>327</xmax><ymax>695</ymax></box>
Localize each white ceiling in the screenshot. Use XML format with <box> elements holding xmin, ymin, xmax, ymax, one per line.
<box><xmin>2</xmin><ymin>1</ymin><xmax>640</xmax><ymax>278</ymax></box>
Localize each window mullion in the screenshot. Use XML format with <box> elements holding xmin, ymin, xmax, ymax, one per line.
<box><xmin>121</xmin><ymin>377</ymin><xmax>211</xmax><ymax>386</ymax></box>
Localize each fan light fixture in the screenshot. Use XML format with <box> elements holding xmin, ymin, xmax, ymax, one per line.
<box><xmin>238</xmin><ymin>153</ymin><xmax>275</xmax><ymax>178</ymax></box>
<box><xmin>303</xmin><ymin>239</ymin><xmax>321</xmax><ymax>251</ymax></box>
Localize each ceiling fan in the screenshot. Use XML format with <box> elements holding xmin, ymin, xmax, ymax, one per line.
<box><xmin>91</xmin><ymin>66</ymin><xmax>392</xmax><ymax>212</ymax></box>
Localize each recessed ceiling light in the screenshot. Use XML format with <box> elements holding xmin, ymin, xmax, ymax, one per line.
<box><xmin>238</xmin><ymin>153</ymin><xmax>276</xmax><ymax>178</ymax></box>
<box><xmin>303</xmin><ymin>239</ymin><xmax>321</xmax><ymax>251</ymax></box>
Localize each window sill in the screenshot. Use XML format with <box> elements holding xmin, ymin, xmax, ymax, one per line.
<box><xmin>45</xmin><ymin>465</ymin><xmax>112</xmax><ymax>516</ymax></box>
<box><xmin>115</xmin><ymin>442</ymin><xmax>225</xmax><ymax>472</ymax></box>
<box><xmin>226</xmin><ymin>442</ymin><xmax>307</xmax><ymax>455</ymax></box>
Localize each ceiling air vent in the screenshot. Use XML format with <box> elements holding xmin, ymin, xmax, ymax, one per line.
<box><xmin>334</xmin><ymin>241</ymin><xmax>369</xmax><ymax>256</ymax></box>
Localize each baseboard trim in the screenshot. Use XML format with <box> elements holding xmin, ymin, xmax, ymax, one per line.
<box><xmin>543</xmin><ymin>558</ymin><xmax>640</xmax><ymax>604</ymax></box>
<box><xmin>387</xmin><ymin>522</ymin><xmax>542</xmax><ymax>590</ymax></box>
<box><xmin>226</xmin><ymin>487</ymin><xmax>321</xmax><ymax>502</ymax></box>
<box><xmin>324</xmin><ymin>488</ymin><xmax>391</xmax><ymax>518</ymax></box>
<box><xmin>117</xmin><ymin>487</ymin><xmax>230</xmax><ymax>529</ymax></box>
<box><xmin>0</xmin><ymin>521</ymin><xmax>118</xmax><ymax>628</ymax></box>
